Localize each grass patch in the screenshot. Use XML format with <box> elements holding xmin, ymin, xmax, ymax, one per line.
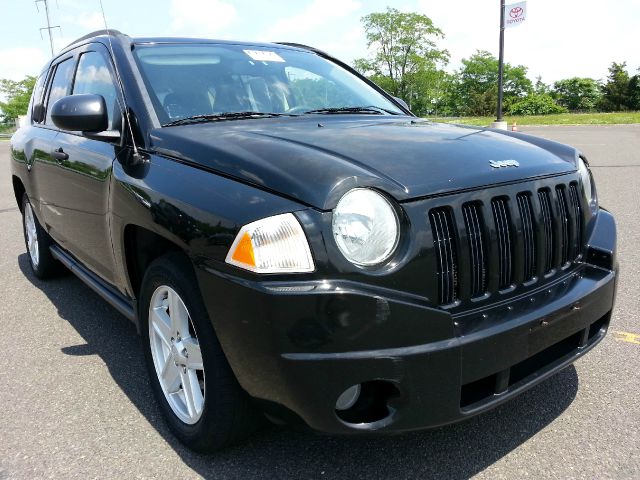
<box><xmin>428</xmin><ymin>111</ymin><xmax>640</xmax><ymax>127</ymax></box>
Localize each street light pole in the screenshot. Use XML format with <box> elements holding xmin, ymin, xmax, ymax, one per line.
<box><xmin>496</xmin><ymin>0</ymin><xmax>506</xmax><ymax>123</ymax></box>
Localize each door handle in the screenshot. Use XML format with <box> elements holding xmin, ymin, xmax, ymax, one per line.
<box><xmin>52</xmin><ymin>148</ymin><xmax>69</xmax><ymax>162</ymax></box>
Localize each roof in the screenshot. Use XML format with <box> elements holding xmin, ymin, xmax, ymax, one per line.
<box><xmin>130</xmin><ymin>36</ymin><xmax>309</xmax><ymax>52</ymax></box>
<box><xmin>63</xmin><ymin>30</ymin><xmax>313</xmax><ymax>54</ymax></box>
<box><xmin>63</xmin><ymin>29</ymin><xmax>127</xmax><ymax>50</ymax></box>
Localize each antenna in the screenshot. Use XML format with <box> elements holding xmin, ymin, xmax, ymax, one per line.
<box><xmin>35</xmin><ymin>0</ymin><xmax>60</xmax><ymax>56</ymax></box>
<box><xmin>98</xmin><ymin>0</ymin><xmax>145</xmax><ymax>165</ymax></box>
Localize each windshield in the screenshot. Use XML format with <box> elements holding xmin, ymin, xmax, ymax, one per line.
<box><xmin>133</xmin><ymin>43</ymin><xmax>404</xmax><ymax>125</ymax></box>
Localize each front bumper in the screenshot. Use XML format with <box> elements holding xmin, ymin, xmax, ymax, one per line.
<box><xmin>195</xmin><ymin>211</ymin><xmax>618</xmax><ymax>434</ymax></box>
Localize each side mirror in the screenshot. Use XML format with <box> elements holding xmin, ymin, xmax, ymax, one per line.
<box><xmin>50</xmin><ymin>94</ymin><xmax>109</xmax><ymax>132</ymax></box>
<box><xmin>392</xmin><ymin>96</ymin><xmax>410</xmax><ymax>111</ymax></box>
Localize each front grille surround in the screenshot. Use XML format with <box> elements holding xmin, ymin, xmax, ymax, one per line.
<box><xmin>425</xmin><ymin>175</ymin><xmax>586</xmax><ymax>308</ymax></box>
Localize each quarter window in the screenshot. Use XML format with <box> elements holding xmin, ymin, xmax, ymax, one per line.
<box><xmin>45</xmin><ymin>58</ymin><xmax>75</xmax><ymax>125</ymax></box>
<box><xmin>73</xmin><ymin>51</ymin><xmax>120</xmax><ymax>130</ymax></box>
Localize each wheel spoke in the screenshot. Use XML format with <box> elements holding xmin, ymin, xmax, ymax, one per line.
<box><xmin>181</xmin><ymin>369</ymin><xmax>203</xmax><ymax>419</ymax></box>
<box><xmin>183</xmin><ymin>338</ymin><xmax>203</xmax><ymax>370</ymax></box>
<box><xmin>161</xmin><ymin>355</ymin><xmax>181</xmax><ymax>393</ymax></box>
<box><xmin>168</xmin><ymin>289</ymin><xmax>189</xmax><ymax>336</ymax></box>
<box><xmin>151</xmin><ymin>308</ymin><xmax>172</xmax><ymax>348</ymax></box>
<box><xmin>180</xmin><ymin>369</ymin><xmax>195</xmax><ymax>418</ymax></box>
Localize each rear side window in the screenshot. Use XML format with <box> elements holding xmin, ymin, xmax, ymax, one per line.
<box><xmin>45</xmin><ymin>58</ymin><xmax>75</xmax><ymax>125</ymax></box>
<box><xmin>73</xmin><ymin>51</ymin><xmax>120</xmax><ymax>130</ymax></box>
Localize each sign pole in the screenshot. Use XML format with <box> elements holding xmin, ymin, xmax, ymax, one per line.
<box><xmin>496</xmin><ymin>0</ymin><xmax>505</xmax><ymax>123</ymax></box>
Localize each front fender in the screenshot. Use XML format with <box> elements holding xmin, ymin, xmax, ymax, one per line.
<box><xmin>110</xmin><ymin>153</ymin><xmax>311</xmax><ymax>298</ymax></box>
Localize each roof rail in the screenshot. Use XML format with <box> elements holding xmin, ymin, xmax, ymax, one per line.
<box><xmin>275</xmin><ymin>42</ymin><xmax>328</xmax><ymax>56</ymax></box>
<box><xmin>63</xmin><ymin>29</ymin><xmax>126</xmax><ymax>50</ymax></box>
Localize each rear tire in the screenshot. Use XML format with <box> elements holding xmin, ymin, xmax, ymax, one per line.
<box><xmin>21</xmin><ymin>193</ymin><xmax>63</xmax><ymax>279</ymax></box>
<box><xmin>139</xmin><ymin>253</ymin><xmax>258</xmax><ymax>452</ymax></box>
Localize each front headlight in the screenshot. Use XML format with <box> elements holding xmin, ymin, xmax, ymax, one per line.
<box><xmin>225</xmin><ymin>213</ymin><xmax>314</xmax><ymax>273</ymax></box>
<box><xmin>332</xmin><ymin>188</ymin><xmax>400</xmax><ymax>266</ymax></box>
<box><xmin>578</xmin><ymin>156</ymin><xmax>597</xmax><ymax>208</ymax></box>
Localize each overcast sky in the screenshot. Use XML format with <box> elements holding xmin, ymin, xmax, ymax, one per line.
<box><xmin>1</xmin><ymin>0</ymin><xmax>638</xmax><ymax>84</ymax></box>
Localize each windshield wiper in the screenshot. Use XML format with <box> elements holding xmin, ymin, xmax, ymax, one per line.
<box><xmin>303</xmin><ymin>106</ymin><xmax>400</xmax><ymax>115</ymax></box>
<box><xmin>162</xmin><ymin>111</ymin><xmax>296</xmax><ymax>127</ymax></box>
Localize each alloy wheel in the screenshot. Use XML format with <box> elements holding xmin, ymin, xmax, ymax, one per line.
<box><xmin>148</xmin><ymin>285</ymin><xmax>205</xmax><ymax>424</ymax></box>
<box><xmin>24</xmin><ymin>202</ymin><xmax>39</xmax><ymax>268</ymax></box>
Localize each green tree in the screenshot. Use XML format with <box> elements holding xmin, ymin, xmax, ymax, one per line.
<box><xmin>0</xmin><ymin>76</ymin><xmax>36</xmax><ymax>122</ymax></box>
<box><xmin>599</xmin><ymin>62</ymin><xmax>630</xmax><ymax>111</ymax></box>
<box><xmin>552</xmin><ymin>77</ymin><xmax>602</xmax><ymax>111</ymax></box>
<box><xmin>533</xmin><ymin>76</ymin><xmax>549</xmax><ymax>95</ymax></box>
<box><xmin>450</xmin><ymin>50</ymin><xmax>532</xmax><ymax>116</ymax></box>
<box><xmin>628</xmin><ymin>70</ymin><xmax>640</xmax><ymax>110</ymax></box>
<box><xmin>353</xmin><ymin>7</ymin><xmax>449</xmax><ymax>111</ymax></box>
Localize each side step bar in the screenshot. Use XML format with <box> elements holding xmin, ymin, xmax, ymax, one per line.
<box><xmin>50</xmin><ymin>245</ymin><xmax>137</xmax><ymax>323</ymax></box>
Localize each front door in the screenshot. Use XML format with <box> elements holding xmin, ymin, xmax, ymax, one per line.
<box><xmin>43</xmin><ymin>44</ymin><xmax>123</xmax><ymax>284</ymax></box>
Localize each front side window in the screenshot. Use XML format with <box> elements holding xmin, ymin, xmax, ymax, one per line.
<box><xmin>73</xmin><ymin>51</ymin><xmax>120</xmax><ymax>130</ymax></box>
<box><xmin>30</xmin><ymin>73</ymin><xmax>47</xmax><ymax>124</ymax></box>
<box><xmin>133</xmin><ymin>44</ymin><xmax>403</xmax><ymax>124</ymax></box>
<box><xmin>45</xmin><ymin>58</ymin><xmax>75</xmax><ymax>125</ymax></box>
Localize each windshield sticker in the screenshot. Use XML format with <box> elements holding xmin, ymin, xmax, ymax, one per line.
<box><xmin>243</xmin><ymin>50</ymin><xmax>285</xmax><ymax>63</ymax></box>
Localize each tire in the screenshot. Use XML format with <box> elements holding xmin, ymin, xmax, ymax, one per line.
<box><xmin>139</xmin><ymin>252</ymin><xmax>258</xmax><ymax>452</ymax></box>
<box><xmin>21</xmin><ymin>193</ymin><xmax>63</xmax><ymax>279</ymax></box>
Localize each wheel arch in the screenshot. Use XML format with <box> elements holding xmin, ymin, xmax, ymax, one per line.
<box><xmin>12</xmin><ymin>175</ymin><xmax>26</xmax><ymax>213</ymax></box>
<box><xmin>122</xmin><ymin>224</ymin><xmax>189</xmax><ymax>303</ymax></box>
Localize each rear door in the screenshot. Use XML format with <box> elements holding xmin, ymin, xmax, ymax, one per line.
<box><xmin>44</xmin><ymin>42</ymin><xmax>123</xmax><ymax>284</ymax></box>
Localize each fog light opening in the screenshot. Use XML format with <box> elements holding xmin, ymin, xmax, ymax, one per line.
<box><xmin>335</xmin><ymin>384</ymin><xmax>362</xmax><ymax>411</ymax></box>
<box><xmin>335</xmin><ymin>380</ymin><xmax>400</xmax><ymax>425</ymax></box>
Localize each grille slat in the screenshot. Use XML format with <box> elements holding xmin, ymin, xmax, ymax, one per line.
<box><xmin>462</xmin><ymin>203</ymin><xmax>487</xmax><ymax>297</ymax></box>
<box><xmin>556</xmin><ymin>186</ymin><xmax>570</xmax><ymax>265</ymax></box>
<box><xmin>491</xmin><ymin>198</ymin><xmax>513</xmax><ymax>289</ymax></box>
<box><xmin>517</xmin><ymin>193</ymin><xmax>537</xmax><ymax>281</ymax></box>
<box><xmin>568</xmin><ymin>183</ymin><xmax>583</xmax><ymax>259</ymax></box>
<box><xmin>429</xmin><ymin>208</ymin><xmax>458</xmax><ymax>305</ymax></box>
<box><xmin>538</xmin><ymin>189</ymin><xmax>555</xmax><ymax>273</ymax></box>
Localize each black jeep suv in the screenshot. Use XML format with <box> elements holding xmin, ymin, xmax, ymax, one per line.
<box><xmin>10</xmin><ymin>30</ymin><xmax>617</xmax><ymax>452</ymax></box>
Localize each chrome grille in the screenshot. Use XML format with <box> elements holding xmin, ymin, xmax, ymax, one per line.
<box><xmin>538</xmin><ymin>189</ymin><xmax>555</xmax><ymax>273</ymax></box>
<box><xmin>429</xmin><ymin>208</ymin><xmax>458</xmax><ymax>305</ymax></box>
<box><xmin>556</xmin><ymin>185</ymin><xmax>571</xmax><ymax>266</ymax></box>
<box><xmin>491</xmin><ymin>197</ymin><xmax>513</xmax><ymax>290</ymax></box>
<box><xmin>569</xmin><ymin>183</ymin><xmax>583</xmax><ymax>259</ymax></box>
<box><xmin>462</xmin><ymin>202</ymin><xmax>487</xmax><ymax>297</ymax></box>
<box><xmin>517</xmin><ymin>193</ymin><xmax>536</xmax><ymax>282</ymax></box>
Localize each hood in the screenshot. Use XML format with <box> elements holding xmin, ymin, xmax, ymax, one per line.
<box><xmin>149</xmin><ymin>116</ymin><xmax>578</xmax><ymax>210</ymax></box>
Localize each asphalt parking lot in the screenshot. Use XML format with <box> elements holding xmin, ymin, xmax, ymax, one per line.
<box><xmin>0</xmin><ymin>125</ymin><xmax>639</xmax><ymax>479</ymax></box>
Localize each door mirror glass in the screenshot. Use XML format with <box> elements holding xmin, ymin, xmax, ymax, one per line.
<box><xmin>50</xmin><ymin>94</ymin><xmax>109</xmax><ymax>132</ymax></box>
